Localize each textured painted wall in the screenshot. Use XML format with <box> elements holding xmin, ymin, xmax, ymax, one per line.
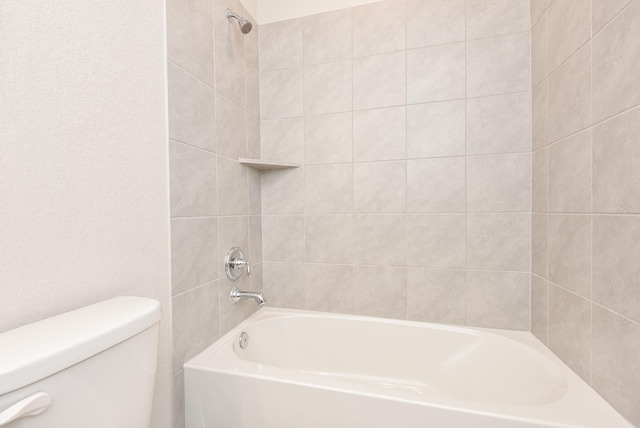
<box><xmin>530</xmin><ymin>0</ymin><xmax>640</xmax><ymax>425</ymax></box>
<box><xmin>0</xmin><ymin>1</ymin><xmax>172</xmax><ymax>427</ymax></box>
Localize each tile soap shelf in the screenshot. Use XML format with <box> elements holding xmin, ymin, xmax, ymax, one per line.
<box><xmin>239</xmin><ymin>158</ymin><xmax>300</xmax><ymax>170</ymax></box>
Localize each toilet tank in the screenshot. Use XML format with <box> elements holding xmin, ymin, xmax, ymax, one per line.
<box><xmin>0</xmin><ymin>297</ymin><xmax>162</xmax><ymax>428</ymax></box>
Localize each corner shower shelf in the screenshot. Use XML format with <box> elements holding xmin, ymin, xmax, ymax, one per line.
<box><xmin>239</xmin><ymin>158</ymin><xmax>300</xmax><ymax>170</ymax></box>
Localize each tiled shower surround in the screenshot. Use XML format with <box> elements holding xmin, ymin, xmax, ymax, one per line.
<box><xmin>530</xmin><ymin>0</ymin><xmax>640</xmax><ymax>425</ymax></box>
<box><xmin>259</xmin><ymin>0</ymin><xmax>533</xmax><ymax>329</ymax></box>
<box><xmin>165</xmin><ymin>0</ymin><xmax>262</xmax><ymax>426</ymax></box>
<box><xmin>165</xmin><ymin>0</ymin><xmax>640</xmax><ymax>426</ymax></box>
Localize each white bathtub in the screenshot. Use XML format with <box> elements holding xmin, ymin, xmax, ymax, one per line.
<box><xmin>184</xmin><ymin>308</ymin><xmax>632</xmax><ymax>428</ymax></box>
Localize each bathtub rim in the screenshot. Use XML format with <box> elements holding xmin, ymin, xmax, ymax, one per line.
<box><xmin>184</xmin><ymin>307</ymin><xmax>634</xmax><ymax>428</ymax></box>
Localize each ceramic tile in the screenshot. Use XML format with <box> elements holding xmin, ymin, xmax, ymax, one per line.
<box><xmin>189</xmin><ymin>0</ymin><xmax>212</xmax><ymax>22</ymax></box>
<box><xmin>214</xmin><ymin>34</ymin><xmax>246</xmax><ymax>108</ymax></box>
<box><xmin>305</xmin><ymin>215</ymin><xmax>354</xmax><ymax>264</ymax></box>
<box><xmin>593</xmin><ymin>0</ymin><xmax>640</xmax><ymax>122</ymax></box>
<box><xmin>249</xmin><ymin>215</ymin><xmax>262</xmax><ymax>264</ymax></box>
<box><xmin>354</xmin><ymin>161</ymin><xmax>406</xmax><ymax>213</ymax></box>
<box><xmin>593</xmin><ymin>215</ymin><xmax>640</xmax><ymax>323</ymax></box>
<box><xmin>171</xmin><ymin>281</ymin><xmax>219</xmax><ymax>372</ymax></box>
<box><xmin>259</xmin><ymin>18</ymin><xmax>302</xmax><ymax>72</ymax></box>
<box><xmin>591</xmin><ymin>305</ymin><xmax>640</xmax><ymax>427</ymax></box>
<box><xmin>353</xmin><ymin>266</ymin><xmax>407</xmax><ymax>319</ymax></box>
<box><xmin>353</xmin><ymin>51</ymin><xmax>406</xmax><ymax>109</ymax></box>
<box><xmin>172</xmin><ymin>371</ymin><xmax>185</xmax><ymax>428</ymax></box>
<box><xmin>260</xmin><ymin>68</ymin><xmax>303</xmax><ymax>119</ymax></box>
<box><xmin>167</xmin><ymin>61</ymin><xmax>216</xmax><ymax>152</ymax></box>
<box><xmin>530</xmin><ymin>0</ymin><xmax>548</xmax><ymax>28</ymax></box>
<box><xmin>406</xmin><ymin>0</ymin><xmax>465</xmax><ymax>48</ymax></box>
<box><xmin>215</xmin><ymin>94</ymin><xmax>246</xmax><ymax>160</ymax></box>
<box><xmin>407</xmin><ymin>268</ymin><xmax>466</xmax><ymax>325</ymax></box>
<box><xmin>260</xmin><ymin>117</ymin><xmax>304</xmax><ymax>163</ymax></box>
<box><xmin>467</xmin><ymin>213</ymin><xmax>531</xmax><ymax>272</ymax></box>
<box><xmin>407</xmin><ymin>214</ymin><xmax>467</xmax><ymax>269</ymax></box>
<box><xmin>353</xmin><ymin>106</ymin><xmax>406</xmax><ymax>161</ymax></box>
<box><xmin>262</xmin><ymin>215</ymin><xmax>305</xmax><ymax>262</ymax></box>
<box><xmin>532</xmin><ymin>148</ymin><xmax>549</xmax><ymax>213</ymax></box>
<box><xmin>548</xmin><ymin>43</ymin><xmax>591</xmax><ymax>142</ymax></box>
<box><xmin>593</xmin><ymin>106</ymin><xmax>640</xmax><ymax>213</ymax></box>
<box><xmin>246</xmin><ymin>64</ymin><xmax>260</xmax><ymax>119</ymax></box>
<box><xmin>246</xmin><ymin>110</ymin><xmax>261</xmax><ymax>157</ymax></box>
<box><xmin>592</xmin><ymin>0</ymin><xmax>634</xmax><ymax>32</ymax></box>
<box><xmin>304</xmin><ymin>60</ymin><xmax>353</xmax><ymax>115</ymax></box>
<box><xmin>261</xmin><ymin>167</ymin><xmax>304</xmax><ymax>214</ymax></box>
<box><xmin>548</xmin><ymin>129</ymin><xmax>592</xmax><ymax>213</ymax></box>
<box><xmin>547</xmin><ymin>284</ymin><xmax>591</xmax><ymax>381</ymax></box>
<box><xmin>532</xmin><ymin>80</ymin><xmax>549</xmax><ymax>150</ymax></box>
<box><xmin>304</xmin><ymin>164</ymin><xmax>353</xmax><ymax>214</ymax></box>
<box><xmin>467</xmin><ymin>153</ymin><xmax>531</xmax><ymax>212</ymax></box>
<box><xmin>305</xmin><ymin>264</ymin><xmax>354</xmax><ymax>313</ymax></box>
<box><xmin>304</xmin><ymin>112</ymin><xmax>353</xmax><ymax>164</ymax></box>
<box><xmin>303</xmin><ymin>8</ymin><xmax>352</xmax><ymax>65</ymax></box>
<box><xmin>263</xmin><ymin>262</ymin><xmax>305</xmax><ymax>309</ymax></box>
<box><xmin>247</xmin><ymin>167</ymin><xmax>261</xmax><ymax>215</ymax></box>
<box><xmin>167</xmin><ymin>0</ymin><xmax>215</xmax><ymax>86</ymax></box>
<box><xmin>353</xmin><ymin>214</ymin><xmax>407</xmax><ymax>267</ymax></box>
<box><xmin>531</xmin><ymin>275</ymin><xmax>548</xmax><ymax>343</ymax></box>
<box><xmin>169</xmin><ymin>141</ymin><xmax>217</xmax><ymax>217</ymax></box>
<box><xmin>249</xmin><ymin>261</ymin><xmax>263</xmax><ymax>294</ymax></box>
<box><xmin>406</xmin><ymin>100</ymin><xmax>466</xmax><ymax>158</ymax></box>
<box><xmin>352</xmin><ymin>0</ymin><xmax>406</xmax><ymax>57</ymax></box>
<box><xmin>407</xmin><ymin>42</ymin><xmax>466</xmax><ymax>104</ymax></box>
<box><xmin>407</xmin><ymin>157</ymin><xmax>466</xmax><ymax>213</ymax></box>
<box><xmin>216</xmin><ymin>157</ymin><xmax>248</xmax><ymax>215</ymax></box>
<box><xmin>171</xmin><ymin>218</ymin><xmax>218</xmax><ymax>295</ymax></box>
<box><xmin>467</xmin><ymin>33</ymin><xmax>530</xmax><ymax>98</ymax></box>
<box><xmin>467</xmin><ymin>93</ymin><xmax>532</xmax><ymax>155</ymax></box>
<box><xmin>547</xmin><ymin>0</ymin><xmax>591</xmax><ymax>72</ymax></box>
<box><xmin>548</xmin><ymin>215</ymin><xmax>591</xmax><ymax>298</ymax></box>
<box><xmin>532</xmin><ymin>213</ymin><xmax>548</xmax><ymax>279</ymax></box>
<box><xmin>467</xmin><ymin>271</ymin><xmax>530</xmax><ymax>330</ymax></box>
<box><xmin>466</xmin><ymin>0</ymin><xmax>530</xmax><ymax>39</ymax></box>
<box><xmin>531</xmin><ymin>12</ymin><xmax>548</xmax><ymax>89</ymax></box>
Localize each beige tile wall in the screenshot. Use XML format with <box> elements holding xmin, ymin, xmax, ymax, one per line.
<box><xmin>530</xmin><ymin>0</ymin><xmax>640</xmax><ymax>425</ymax></box>
<box><xmin>166</xmin><ymin>0</ymin><xmax>263</xmax><ymax>426</ymax></box>
<box><xmin>259</xmin><ymin>0</ymin><xmax>532</xmax><ymax>330</ymax></box>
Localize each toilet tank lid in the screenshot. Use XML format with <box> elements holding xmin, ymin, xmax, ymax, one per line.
<box><xmin>0</xmin><ymin>296</ymin><xmax>162</xmax><ymax>395</ymax></box>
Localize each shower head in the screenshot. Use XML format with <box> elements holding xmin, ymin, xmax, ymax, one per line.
<box><xmin>225</xmin><ymin>8</ymin><xmax>253</xmax><ymax>34</ymax></box>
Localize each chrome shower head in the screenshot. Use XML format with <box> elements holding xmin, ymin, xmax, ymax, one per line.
<box><xmin>225</xmin><ymin>9</ymin><xmax>253</xmax><ymax>34</ymax></box>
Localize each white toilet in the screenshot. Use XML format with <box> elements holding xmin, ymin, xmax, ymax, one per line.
<box><xmin>0</xmin><ymin>296</ymin><xmax>162</xmax><ymax>427</ymax></box>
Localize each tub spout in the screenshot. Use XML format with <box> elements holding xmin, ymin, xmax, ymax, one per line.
<box><xmin>230</xmin><ymin>287</ymin><xmax>266</xmax><ymax>305</ymax></box>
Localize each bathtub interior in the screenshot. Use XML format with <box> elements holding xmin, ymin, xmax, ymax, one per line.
<box><xmin>185</xmin><ymin>308</ymin><xmax>634</xmax><ymax>428</ymax></box>
<box><xmin>232</xmin><ymin>314</ymin><xmax>568</xmax><ymax>406</ymax></box>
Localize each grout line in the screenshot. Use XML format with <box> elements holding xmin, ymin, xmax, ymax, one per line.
<box><xmin>349</xmin><ymin>4</ymin><xmax>356</xmax><ymax>316</ymax></box>
<box><xmin>591</xmin><ymin>0</ymin><xmax>637</xmax><ymax>39</ymax></box>
<box><xmin>404</xmin><ymin>2</ymin><xmax>409</xmax><ymax>321</ymax></box>
<box><xmin>464</xmin><ymin>2</ymin><xmax>470</xmax><ymax>327</ymax></box>
<box><xmin>167</xmin><ymin>57</ymin><xmax>215</xmax><ymax>92</ymax></box>
<box><xmin>172</xmin><ymin>278</ymin><xmax>218</xmax><ymax>299</ymax></box>
<box><xmin>588</xmin><ymin>5</ymin><xmax>594</xmax><ymax>385</ymax></box>
<box><xmin>299</xmin><ymin>14</ymin><xmax>308</xmax><ymax>311</ymax></box>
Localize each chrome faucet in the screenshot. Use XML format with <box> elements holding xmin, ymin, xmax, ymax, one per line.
<box><xmin>225</xmin><ymin>247</ymin><xmax>266</xmax><ymax>305</ymax></box>
<box><xmin>230</xmin><ymin>287</ymin><xmax>266</xmax><ymax>305</ymax></box>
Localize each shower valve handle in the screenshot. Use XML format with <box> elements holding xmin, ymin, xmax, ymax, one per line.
<box><xmin>224</xmin><ymin>247</ymin><xmax>251</xmax><ymax>281</ymax></box>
